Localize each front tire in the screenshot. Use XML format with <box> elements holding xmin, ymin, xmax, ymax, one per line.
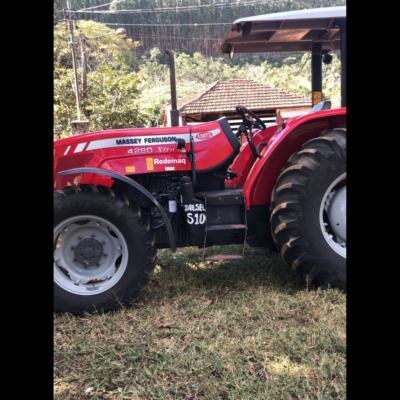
<box><xmin>270</xmin><ymin>127</ymin><xmax>346</xmax><ymax>291</ymax></box>
<box><xmin>54</xmin><ymin>184</ymin><xmax>157</xmax><ymax>314</ymax></box>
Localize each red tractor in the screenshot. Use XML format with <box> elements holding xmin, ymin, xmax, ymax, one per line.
<box><xmin>54</xmin><ymin>6</ymin><xmax>346</xmax><ymax>314</ymax></box>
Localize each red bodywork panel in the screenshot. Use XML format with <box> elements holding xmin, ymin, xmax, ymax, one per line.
<box><xmin>54</xmin><ymin>121</ymin><xmax>234</xmax><ymax>190</ymax></box>
<box><xmin>225</xmin><ymin>125</ymin><xmax>278</xmax><ymax>188</ymax></box>
<box><xmin>241</xmin><ymin>108</ymin><xmax>346</xmax><ymax>208</ymax></box>
<box><xmin>54</xmin><ymin>109</ymin><xmax>346</xmax><ymax>211</ymax></box>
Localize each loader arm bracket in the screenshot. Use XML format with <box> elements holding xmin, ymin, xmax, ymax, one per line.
<box><xmin>58</xmin><ymin>167</ymin><xmax>177</xmax><ymax>252</ymax></box>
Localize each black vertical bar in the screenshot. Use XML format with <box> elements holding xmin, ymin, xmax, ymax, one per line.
<box><xmin>165</xmin><ymin>49</ymin><xmax>180</xmax><ymax>127</ymax></box>
<box><xmin>340</xmin><ymin>20</ymin><xmax>346</xmax><ymax>107</ymax></box>
<box><xmin>311</xmin><ymin>42</ymin><xmax>323</xmax><ymax>106</ymax></box>
<box><xmin>189</xmin><ymin>126</ymin><xmax>196</xmax><ymax>188</ymax></box>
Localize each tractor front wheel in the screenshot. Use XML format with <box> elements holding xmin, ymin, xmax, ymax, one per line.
<box><xmin>53</xmin><ymin>184</ymin><xmax>157</xmax><ymax>314</ymax></box>
<box><xmin>270</xmin><ymin>127</ymin><xmax>346</xmax><ymax>291</ymax></box>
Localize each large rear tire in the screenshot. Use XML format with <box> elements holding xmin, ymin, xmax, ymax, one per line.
<box><xmin>270</xmin><ymin>127</ymin><xmax>346</xmax><ymax>291</ymax></box>
<box><xmin>54</xmin><ymin>184</ymin><xmax>157</xmax><ymax>314</ymax></box>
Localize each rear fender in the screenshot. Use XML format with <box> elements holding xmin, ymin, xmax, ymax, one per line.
<box><xmin>243</xmin><ymin>108</ymin><xmax>346</xmax><ymax>208</ymax></box>
<box><xmin>57</xmin><ymin>167</ymin><xmax>176</xmax><ymax>252</ymax></box>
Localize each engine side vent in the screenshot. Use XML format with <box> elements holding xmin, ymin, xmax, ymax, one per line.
<box><xmin>111</xmin><ymin>174</ymin><xmax>151</xmax><ymax>208</ymax></box>
<box><xmin>112</xmin><ymin>174</ymin><xmax>147</xmax><ymax>195</ymax></box>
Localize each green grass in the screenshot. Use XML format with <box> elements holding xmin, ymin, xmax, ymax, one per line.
<box><xmin>54</xmin><ymin>245</ymin><xmax>346</xmax><ymax>400</ymax></box>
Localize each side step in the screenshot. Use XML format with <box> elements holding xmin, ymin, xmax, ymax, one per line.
<box><xmin>207</xmin><ymin>224</ymin><xmax>246</xmax><ymax>231</ymax></box>
<box><xmin>201</xmin><ymin>193</ymin><xmax>248</xmax><ymax>262</ymax></box>
<box><xmin>204</xmin><ymin>254</ymin><xmax>244</xmax><ymax>261</ymax></box>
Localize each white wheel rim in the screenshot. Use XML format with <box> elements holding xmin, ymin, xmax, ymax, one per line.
<box><xmin>54</xmin><ymin>215</ymin><xmax>128</xmax><ymax>295</ymax></box>
<box><xmin>319</xmin><ymin>172</ymin><xmax>346</xmax><ymax>258</ymax></box>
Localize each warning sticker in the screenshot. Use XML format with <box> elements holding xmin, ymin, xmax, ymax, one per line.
<box><xmin>146</xmin><ymin>158</ymin><xmax>154</xmax><ymax>170</ymax></box>
<box><xmin>126</xmin><ymin>166</ymin><xmax>136</xmax><ymax>173</ymax></box>
<box><xmin>313</xmin><ymin>91</ymin><xmax>322</xmax><ymax>105</ymax></box>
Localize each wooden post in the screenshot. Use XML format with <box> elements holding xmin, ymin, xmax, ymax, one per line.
<box><xmin>71</xmin><ymin>121</ymin><xmax>90</xmax><ymax>135</ymax></box>
<box><xmin>66</xmin><ymin>1</ymin><xmax>83</xmax><ymax>121</ymax></box>
<box><xmin>54</xmin><ymin>132</ymin><xmax>62</xmax><ymax>141</ymax></box>
<box><xmin>79</xmin><ymin>33</ymin><xmax>88</xmax><ymax>100</ymax></box>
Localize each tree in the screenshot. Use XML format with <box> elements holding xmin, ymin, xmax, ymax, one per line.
<box><xmin>54</xmin><ymin>67</ymin><xmax>145</xmax><ymax>134</ymax></box>
<box><xmin>54</xmin><ymin>19</ymin><xmax>144</xmax><ymax>136</ymax></box>
<box><xmin>85</xmin><ymin>67</ymin><xmax>145</xmax><ymax>131</ymax></box>
<box><xmin>54</xmin><ymin>20</ymin><xmax>140</xmax><ymax>71</ymax></box>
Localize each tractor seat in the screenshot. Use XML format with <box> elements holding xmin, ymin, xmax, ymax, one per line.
<box><xmin>309</xmin><ymin>100</ymin><xmax>331</xmax><ymax>113</ymax></box>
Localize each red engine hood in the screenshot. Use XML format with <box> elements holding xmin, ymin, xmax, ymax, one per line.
<box><xmin>54</xmin><ymin>126</ymin><xmax>194</xmax><ymax>149</ymax></box>
<box><xmin>54</xmin><ymin>119</ymin><xmax>239</xmax><ymax>190</ymax></box>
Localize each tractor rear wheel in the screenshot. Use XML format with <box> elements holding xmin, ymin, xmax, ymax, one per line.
<box><xmin>270</xmin><ymin>127</ymin><xmax>346</xmax><ymax>291</ymax></box>
<box><xmin>53</xmin><ymin>184</ymin><xmax>157</xmax><ymax>314</ymax></box>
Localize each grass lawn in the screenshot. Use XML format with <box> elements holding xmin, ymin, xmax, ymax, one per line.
<box><xmin>54</xmin><ymin>245</ymin><xmax>346</xmax><ymax>399</ymax></box>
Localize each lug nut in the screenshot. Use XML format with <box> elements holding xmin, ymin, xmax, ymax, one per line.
<box><xmin>91</xmin><ymin>233</ymin><xmax>96</xmax><ymax>238</ymax></box>
<box><xmin>71</xmin><ymin>245</ymin><xmax>75</xmax><ymax>250</ymax></box>
<box><xmin>78</xmin><ymin>236</ymin><xmax>82</xmax><ymax>240</ymax></box>
<box><xmin>63</xmin><ymin>227</ymin><xmax>69</xmax><ymax>232</ymax></box>
<box><xmin>96</xmin><ymin>222</ymin><xmax>101</xmax><ymax>227</ymax></box>
<box><xmin>101</xmin><ymin>241</ymin><xmax>106</xmax><ymax>245</ymax></box>
<box><xmin>96</xmin><ymin>262</ymin><xmax>101</xmax><ymax>267</ymax></box>
<box><xmin>83</xmin><ymin>261</ymin><xmax>89</xmax><ymax>268</ymax></box>
<box><xmin>103</xmin><ymin>253</ymin><xmax>108</xmax><ymax>257</ymax></box>
<box><xmin>117</xmin><ymin>246</ymin><xmax>122</xmax><ymax>250</ymax></box>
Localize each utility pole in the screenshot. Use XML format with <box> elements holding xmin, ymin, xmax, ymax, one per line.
<box><xmin>79</xmin><ymin>32</ymin><xmax>88</xmax><ymax>100</ymax></box>
<box><xmin>66</xmin><ymin>1</ymin><xmax>89</xmax><ymax>135</ymax></box>
<box><xmin>66</xmin><ymin>1</ymin><xmax>82</xmax><ymax>120</ymax></box>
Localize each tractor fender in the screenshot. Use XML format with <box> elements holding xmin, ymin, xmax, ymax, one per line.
<box><xmin>243</xmin><ymin>108</ymin><xmax>346</xmax><ymax>208</ymax></box>
<box><xmin>58</xmin><ymin>167</ymin><xmax>177</xmax><ymax>253</ymax></box>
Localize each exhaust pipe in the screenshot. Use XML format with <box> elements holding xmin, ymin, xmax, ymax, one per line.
<box><xmin>165</xmin><ymin>49</ymin><xmax>180</xmax><ymax>127</ymax></box>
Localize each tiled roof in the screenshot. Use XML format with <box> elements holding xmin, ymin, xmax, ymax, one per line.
<box><xmin>168</xmin><ymin>82</ymin><xmax>218</xmax><ymax>111</ymax></box>
<box><xmin>163</xmin><ymin>79</ymin><xmax>311</xmax><ymax>115</ymax></box>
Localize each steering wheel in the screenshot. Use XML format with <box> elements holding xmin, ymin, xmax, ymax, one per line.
<box><xmin>235</xmin><ymin>105</ymin><xmax>266</xmax><ymax>132</ymax></box>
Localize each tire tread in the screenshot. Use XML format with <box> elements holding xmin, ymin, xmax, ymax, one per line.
<box><xmin>269</xmin><ymin>128</ymin><xmax>346</xmax><ymax>291</ymax></box>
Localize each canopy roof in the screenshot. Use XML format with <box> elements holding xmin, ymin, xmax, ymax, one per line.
<box><xmin>219</xmin><ymin>6</ymin><xmax>346</xmax><ymax>54</ymax></box>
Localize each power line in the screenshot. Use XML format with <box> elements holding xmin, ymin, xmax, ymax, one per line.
<box><xmin>79</xmin><ymin>0</ymin><xmax>129</xmax><ymax>11</ymax></box>
<box><xmin>130</xmin><ymin>34</ymin><xmax>221</xmax><ymax>41</ymax></box>
<box><xmin>105</xmin><ymin>22</ymin><xmax>231</xmax><ymax>26</ymax></box>
<box><xmin>75</xmin><ymin>0</ymin><xmax>282</xmax><ymax>14</ymax></box>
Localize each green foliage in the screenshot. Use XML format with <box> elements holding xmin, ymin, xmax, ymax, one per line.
<box><xmin>54</xmin><ymin>20</ymin><xmax>140</xmax><ymax>71</ymax></box>
<box><xmin>54</xmin><ymin>20</ymin><xmax>144</xmax><ymax>134</ymax></box>
<box><xmin>53</xmin><ymin>3</ymin><xmax>344</xmax><ymax>134</ymax></box>
<box><xmin>138</xmin><ymin>47</ymin><xmax>170</xmax><ymax>86</ymax></box>
<box><xmin>85</xmin><ymin>67</ymin><xmax>145</xmax><ymax>131</ymax></box>
<box><xmin>54</xmin><ymin>68</ymin><xmax>78</xmax><ymax>133</ymax></box>
<box><xmin>54</xmin><ymin>67</ymin><xmax>144</xmax><ymax>133</ymax></box>
<box><xmin>54</xmin><ymin>45</ymin><xmax>342</xmax><ymax>133</ymax></box>
<box><xmin>139</xmin><ymin>80</ymin><xmax>210</xmax><ymax>127</ymax></box>
<box><xmin>132</xmin><ymin>48</ymin><xmax>342</xmax><ymax>127</ymax></box>
<box><xmin>66</xmin><ymin>0</ymin><xmax>346</xmax><ymax>56</ymax></box>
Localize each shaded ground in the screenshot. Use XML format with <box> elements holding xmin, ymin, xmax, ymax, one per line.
<box><xmin>54</xmin><ymin>245</ymin><xmax>346</xmax><ymax>400</ymax></box>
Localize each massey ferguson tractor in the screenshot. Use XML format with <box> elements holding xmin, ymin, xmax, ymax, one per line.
<box><xmin>54</xmin><ymin>6</ymin><xmax>346</xmax><ymax>314</ymax></box>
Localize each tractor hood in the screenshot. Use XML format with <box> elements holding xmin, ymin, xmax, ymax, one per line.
<box><xmin>53</xmin><ymin>118</ymin><xmax>241</xmax><ymax>191</ymax></box>
<box><xmin>53</xmin><ymin>126</ymin><xmax>193</xmax><ymax>150</ymax></box>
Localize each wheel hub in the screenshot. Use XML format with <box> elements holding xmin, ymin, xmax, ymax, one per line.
<box><xmin>54</xmin><ymin>216</ymin><xmax>127</xmax><ymax>296</ymax></box>
<box><xmin>326</xmin><ymin>185</ymin><xmax>346</xmax><ymax>244</ymax></box>
<box><xmin>74</xmin><ymin>238</ymin><xmax>103</xmax><ymax>267</ymax></box>
<box><xmin>319</xmin><ymin>172</ymin><xmax>346</xmax><ymax>258</ymax></box>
